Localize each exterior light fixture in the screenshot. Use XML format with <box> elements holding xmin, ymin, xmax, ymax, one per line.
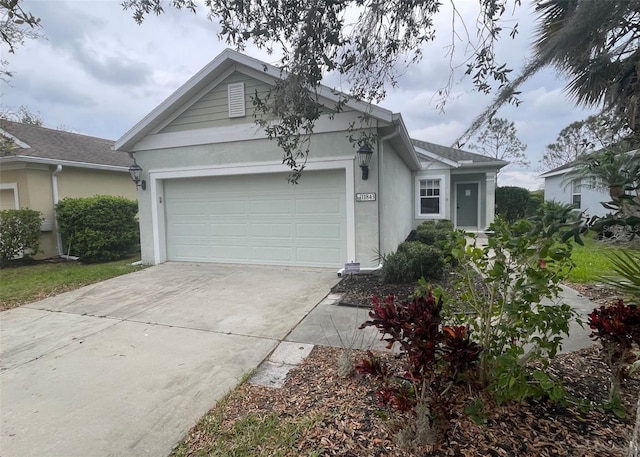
<box><xmin>356</xmin><ymin>144</ymin><xmax>373</xmax><ymax>180</ymax></box>
<box><xmin>128</xmin><ymin>161</ymin><xmax>146</xmax><ymax>191</ymax></box>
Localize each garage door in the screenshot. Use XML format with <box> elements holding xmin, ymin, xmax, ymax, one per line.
<box><xmin>164</xmin><ymin>170</ymin><xmax>347</xmax><ymax>267</ymax></box>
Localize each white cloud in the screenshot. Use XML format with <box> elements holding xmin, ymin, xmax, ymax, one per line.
<box><xmin>499</xmin><ymin>170</ymin><xmax>544</xmax><ymax>191</ymax></box>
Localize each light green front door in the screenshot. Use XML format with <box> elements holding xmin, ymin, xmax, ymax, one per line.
<box><xmin>456</xmin><ymin>182</ymin><xmax>479</xmax><ymax>228</ymax></box>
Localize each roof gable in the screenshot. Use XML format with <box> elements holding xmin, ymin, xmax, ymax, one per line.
<box><xmin>0</xmin><ymin>120</ymin><xmax>132</xmax><ymax>169</ymax></box>
<box><xmin>115</xmin><ymin>48</ymin><xmax>398</xmax><ymax>152</ymax></box>
<box><xmin>411</xmin><ymin>139</ymin><xmax>509</xmax><ymax>169</ymax></box>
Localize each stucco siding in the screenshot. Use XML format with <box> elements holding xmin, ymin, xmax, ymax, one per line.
<box><xmin>57</xmin><ymin>168</ymin><xmax>136</xmax><ymax>201</ymax></box>
<box><xmin>134</xmin><ymin>128</ymin><xmax>380</xmax><ymax>266</ymax></box>
<box><xmin>544</xmin><ymin>173</ymin><xmax>610</xmax><ymax>217</ymax></box>
<box><xmin>160</xmin><ymin>72</ymin><xmax>272</xmax><ymax>133</ymax></box>
<box><xmin>380</xmin><ymin>143</ymin><xmax>412</xmax><ymax>255</ymax></box>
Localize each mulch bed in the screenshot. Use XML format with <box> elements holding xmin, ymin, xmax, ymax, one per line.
<box><xmin>180</xmin><ymin>345</ymin><xmax>638</xmax><ymax>456</ymax></box>
<box><xmin>175</xmin><ymin>274</ymin><xmax>639</xmax><ymax>456</ymax></box>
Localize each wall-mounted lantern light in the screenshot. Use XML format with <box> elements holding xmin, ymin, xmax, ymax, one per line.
<box><xmin>128</xmin><ymin>161</ymin><xmax>146</xmax><ymax>191</ymax></box>
<box><xmin>356</xmin><ymin>144</ymin><xmax>373</xmax><ymax>180</ymax></box>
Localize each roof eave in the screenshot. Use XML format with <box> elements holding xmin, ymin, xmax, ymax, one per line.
<box><xmin>1</xmin><ymin>155</ymin><xmax>131</xmax><ymax>172</ymax></box>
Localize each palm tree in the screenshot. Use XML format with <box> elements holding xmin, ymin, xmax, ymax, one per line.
<box><xmin>457</xmin><ymin>0</ymin><xmax>640</xmax><ymax>144</ymax></box>
<box><xmin>562</xmin><ymin>147</ymin><xmax>640</xmax><ymax>200</ymax></box>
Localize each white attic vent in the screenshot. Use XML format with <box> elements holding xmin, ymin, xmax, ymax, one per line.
<box><xmin>228</xmin><ymin>82</ymin><xmax>246</xmax><ymax>118</ymax></box>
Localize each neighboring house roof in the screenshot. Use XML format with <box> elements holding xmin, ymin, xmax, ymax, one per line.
<box><xmin>114</xmin><ymin>48</ymin><xmax>422</xmax><ymax>170</ymax></box>
<box><xmin>539</xmin><ymin>160</ymin><xmax>579</xmax><ymax>179</ymax></box>
<box><xmin>0</xmin><ymin>120</ymin><xmax>132</xmax><ymax>170</ymax></box>
<box><xmin>411</xmin><ymin>138</ymin><xmax>509</xmax><ymax>169</ymax></box>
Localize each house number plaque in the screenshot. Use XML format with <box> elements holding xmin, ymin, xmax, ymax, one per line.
<box><xmin>355</xmin><ymin>193</ymin><xmax>376</xmax><ymax>202</ymax></box>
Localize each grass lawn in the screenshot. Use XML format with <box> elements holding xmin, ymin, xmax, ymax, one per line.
<box><xmin>566</xmin><ymin>235</ymin><xmax>627</xmax><ymax>283</ymax></box>
<box><xmin>0</xmin><ymin>257</ymin><xmax>146</xmax><ymax>311</ymax></box>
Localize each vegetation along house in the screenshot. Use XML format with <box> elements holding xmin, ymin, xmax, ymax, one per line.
<box><xmin>115</xmin><ymin>49</ymin><xmax>507</xmax><ymax>268</ymax></box>
<box><xmin>0</xmin><ymin>120</ymin><xmax>136</xmax><ymax>259</ymax></box>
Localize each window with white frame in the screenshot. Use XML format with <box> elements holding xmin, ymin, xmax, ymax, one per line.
<box><xmin>416</xmin><ymin>176</ymin><xmax>445</xmax><ymax>218</ymax></box>
<box><xmin>571</xmin><ymin>179</ymin><xmax>581</xmax><ymax>208</ymax></box>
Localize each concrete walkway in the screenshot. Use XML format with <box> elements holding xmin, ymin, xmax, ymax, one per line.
<box><xmin>0</xmin><ymin>263</ymin><xmax>339</xmax><ymax>457</ymax></box>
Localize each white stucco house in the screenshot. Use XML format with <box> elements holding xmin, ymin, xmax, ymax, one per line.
<box><xmin>115</xmin><ymin>49</ymin><xmax>507</xmax><ymax>268</ymax></box>
<box><xmin>540</xmin><ymin>162</ymin><xmax>613</xmax><ymax>218</ymax></box>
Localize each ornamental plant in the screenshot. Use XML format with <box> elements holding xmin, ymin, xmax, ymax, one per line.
<box><xmin>445</xmin><ymin>215</ymin><xmax>578</xmax><ymax>403</ymax></box>
<box><xmin>0</xmin><ymin>208</ymin><xmax>43</xmax><ymax>265</ymax></box>
<box><xmin>588</xmin><ymin>300</ymin><xmax>640</xmax><ymax>402</ymax></box>
<box><xmin>355</xmin><ymin>290</ymin><xmax>480</xmax><ymax>446</ymax></box>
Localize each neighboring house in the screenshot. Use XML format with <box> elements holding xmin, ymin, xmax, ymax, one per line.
<box><xmin>0</xmin><ymin>121</ymin><xmax>136</xmax><ymax>259</ymax></box>
<box><xmin>115</xmin><ymin>49</ymin><xmax>507</xmax><ymax>268</ymax></box>
<box><xmin>540</xmin><ymin>161</ymin><xmax>611</xmax><ymax>218</ymax></box>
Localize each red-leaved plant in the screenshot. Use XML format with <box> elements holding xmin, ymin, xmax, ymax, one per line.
<box><xmin>588</xmin><ymin>300</ymin><xmax>640</xmax><ymax>401</ymax></box>
<box><xmin>355</xmin><ymin>289</ymin><xmax>480</xmax><ymax>445</ymax></box>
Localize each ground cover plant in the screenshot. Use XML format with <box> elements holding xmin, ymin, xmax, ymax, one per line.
<box><xmin>0</xmin><ymin>257</ymin><xmax>144</xmax><ymax>311</ymax></box>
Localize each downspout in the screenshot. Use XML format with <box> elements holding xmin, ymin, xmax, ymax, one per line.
<box><xmin>51</xmin><ymin>165</ymin><xmax>79</xmax><ymax>260</ymax></box>
<box><xmin>337</xmin><ymin>124</ymin><xmax>400</xmax><ymax>277</ymax></box>
<box><xmin>51</xmin><ymin>165</ymin><xmax>64</xmax><ymax>256</ymax></box>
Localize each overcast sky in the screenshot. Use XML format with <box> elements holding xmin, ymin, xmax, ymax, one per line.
<box><xmin>1</xmin><ymin>0</ymin><xmax>599</xmax><ymax>190</ymax></box>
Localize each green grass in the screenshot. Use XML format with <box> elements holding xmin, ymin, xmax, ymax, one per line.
<box><xmin>566</xmin><ymin>235</ymin><xmax>625</xmax><ymax>283</ymax></box>
<box><xmin>0</xmin><ymin>257</ymin><xmax>145</xmax><ymax>311</ymax></box>
<box><xmin>170</xmin><ymin>386</ymin><xmax>324</xmax><ymax>457</ymax></box>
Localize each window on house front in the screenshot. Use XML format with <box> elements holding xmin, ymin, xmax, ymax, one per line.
<box><xmin>419</xmin><ymin>178</ymin><xmax>441</xmax><ymax>215</ymax></box>
<box><xmin>572</xmin><ymin>179</ymin><xmax>581</xmax><ymax>208</ymax></box>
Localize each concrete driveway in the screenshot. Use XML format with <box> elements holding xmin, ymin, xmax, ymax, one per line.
<box><xmin>0</xmin><ymin>262</ymin><xmax>338</xmax><ymax>457</ymax></box>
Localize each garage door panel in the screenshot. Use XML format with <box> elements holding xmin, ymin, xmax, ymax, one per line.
<box><xmin>210</xmin><ymin>201</ymin><xmax>248</xmax><ymax>214</ymax></box>
<box><xmin>249</xmin><ymin>200</ymin><xmax>292</xmax><ymax>215</ymax></box>
<box><xmin>295</xmin><ymin>198</ymin><xmax>340</xmax><ymax>214</ymax></box>
<box><xmin>165</xmin><ymin>170</ymin><xmax>347</xmax><ymax>267</ymax></box>
<box><xmin>250</xmin><ymin>223</ymin><xmax>293</xmax><ymax>238</ymax></box>
<box><xmin>210</xmin><ymin>223</ymin><xmax>248</xmax><ymax>236</ymax></box>
<box><xmin>296</xmin><ymin>223</ymin><xmax>342</xmax><ymax>239</ymax></box>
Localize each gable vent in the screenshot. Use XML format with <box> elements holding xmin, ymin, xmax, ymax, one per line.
<box><xmin>228</xmin><ymin>82</ymin><xmax>246</xmax><ymax>118</ymax></box>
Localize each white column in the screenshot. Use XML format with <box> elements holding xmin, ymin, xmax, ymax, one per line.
<box><xmin>485</xmin><ymin>171</ymin><xmax>497</xmax><ymax>228</ymax></box>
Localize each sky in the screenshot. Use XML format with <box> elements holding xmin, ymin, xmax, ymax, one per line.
<box><xmin>0</xmin><ymin>0</ymin><xmax>599</xmax><ymax>190</ymax></box>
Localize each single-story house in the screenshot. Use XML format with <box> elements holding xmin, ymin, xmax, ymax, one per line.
<box><xmin>541</xmin><ymin>162</ymin><xmax>616</xmax><ymax>218</ymax></box>
<box><xmin>115</xmin><ymin>49</ymin><xmax>507</xmax><ymax>268</ymax></box>
<box><xmin>0</xmin><ymin>121</ymin><xmax>136</xmax><ymax>259</ymax></box>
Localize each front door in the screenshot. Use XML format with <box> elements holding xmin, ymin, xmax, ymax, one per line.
<box><xmin>456</xmin><ymin>183</ymin><xmax>479</xmax><ymax>228</ymax></box>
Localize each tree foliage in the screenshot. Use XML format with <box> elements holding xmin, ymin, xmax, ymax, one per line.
<box><xmin>459</xmin><ymin>0</ymin><xmax>640</xmax><ymax>144</ymax></box>
<box><xmin>0</xmin><ymin>0</ymin><xmax>41</xmax><ymax>79</ymax></box>
<box><xmin>121</xmin><ymin>0</ymin><xmax>524</xmax><ymax>179</ymax></box>
<box><xmin>540</xmin><ymin>112</ymin><xmax>634</xmax><ymax>172</ymax></box>
<box><xmin>467</xmin><ymin>117</ymin><xmax>529</xmax><ymax>168</ymax></box>
<box><xmin>0</xmin><ymin>105</ymin><xmax>43</xmax><ymax>126</ymax></box>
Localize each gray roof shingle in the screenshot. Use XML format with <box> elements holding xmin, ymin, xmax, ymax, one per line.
<box><xmin>0</xmin><ymin>120</ymin><xmax>133</xmax><ymax>168</ymax></box>
<box><xmin>411</xmin><ymin>138</ymin><xmax>509</xmax><ymax>166</ymax></box>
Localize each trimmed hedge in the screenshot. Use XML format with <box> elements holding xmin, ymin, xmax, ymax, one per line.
<box><xmin>414</xmin><ymin>219</ymin><xmax>454</xmax><ymax>246</ymax></box>
<box><xmin>495</xmin><ymin>186</ymin><xmax>530</xmax><ymax>223</ymax></box>
<box><xmin>381</xmin><ymin>241</ymin><xmax>445</xmax><ymax>284</ymax></box>
<box><xmin>57</xmin><ymin>196</ymin><xmax>139</xmax><ymax>263</ymax></box>
<box><xmin>0</xmin><ymin>208</ymin><xmax>43</xmax><ymax>264</ymax></box>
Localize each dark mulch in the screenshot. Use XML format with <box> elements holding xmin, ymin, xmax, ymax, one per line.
<box><xmin>179</xmin><ymin>345</ymin><xmax>638</xmax><ymax>456</ymax></box>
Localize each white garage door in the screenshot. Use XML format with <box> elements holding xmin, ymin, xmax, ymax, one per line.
<box><xmin>164</xmin><ymin>170</ymin><xmax>347</xmax><ymax>267</ymax></box>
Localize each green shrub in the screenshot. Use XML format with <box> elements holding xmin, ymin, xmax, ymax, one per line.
<box><xmin>381</xmin><ymin>241</ymin><xmax>445</xmax><ymax>284</ymax></box>
<box><xmin>0</xmin><ymin>208</ymin><xmax>43</xmax><ymax>264</ymax></box>
<box><xmin>526</xmin><ymin>190</ymin><xmax>544</xmax><ymax>217</ymax></box>
<box><xmin>57</xmin><ymin>196</ymin><xmax>139</xmax><ymax>263</ymax></box>
<box><xmin>414</xmin><ymin>220</ymin><xmax>454</xmax><ymax>246</ymax></box>
<box><xmin>495</xmin><ymin>186</ymin><xmax>530</xmax><ymax>223</ymax></box>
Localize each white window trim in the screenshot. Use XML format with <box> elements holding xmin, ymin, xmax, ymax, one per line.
<box><xmin>572</xmin><ymin>179</ymin><xmax>582</xmax><ymax>208</ymax></box>
<box><xmin>0</xmin><ymin>183</ymin><xmax>20</xmax><ymax>209</ymax></box>
<box><xmin>415</xmin><ymin>175</ymin><xmax>445</xmax><ymax>219</ymax></box>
